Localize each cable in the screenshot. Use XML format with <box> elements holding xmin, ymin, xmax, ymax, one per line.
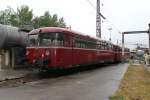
<box><xmin>104</xmin><ymin>18</ymin><xmax>122</xmax><ymax>34</ymax></box>
<box><xmin>85</xmin><ymin>0</ymin><xmax>122</xmax><ymax>34</ymax></box>
<box><xmin>86</xmin><ymin>0</ymin><xmax>96</xmax><ymax>9</ymax></box>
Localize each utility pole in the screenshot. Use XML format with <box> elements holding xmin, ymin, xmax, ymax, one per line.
<box><xmin>96</xmin><ymin>0</ymin><xmax>101</xmax><ymax>38</ymax></box>
<box><xmin>148</xmin><ymin>23</ymin><xmax>150</xmax><ymax>55</ymax></box>
<box><xmin>122</xmin><ymin>33</ymin><xmax>125</xmax><ymax>56</ymax></box>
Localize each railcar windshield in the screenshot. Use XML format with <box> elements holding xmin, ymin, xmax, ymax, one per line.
<box><xmin>28</xmin><ymin>34</ymin><xmax>38</xmax><ymax>46</ymax></box>
<box><xmin>39</xmin><ymin>33</ymin><xmax>64</xmax><ymax>46</ymax></box>
<box><xmin>28</xmin><ymin>32</ymin><xmax>64</xmax><ymax>47</ymax></box>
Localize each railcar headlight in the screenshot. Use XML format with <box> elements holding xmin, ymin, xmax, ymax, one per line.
<box><xmin>42</xmin><ymin>54</ymin><xmax>44</xmax><ymax>58</ymax></box>
<box><xmin>33</xmin><ymin>59</ymin><xmax>35</xmax><ymax>63</ymax></box>
<box><xmin>45</xmin><ymin>50</ymin><xmax>50</xmax><ymax>56</ymax></box>
<box><xmin>26</xmin><ymin>51</ymin><xmax>29</xmax><ymax>55</ymax></box>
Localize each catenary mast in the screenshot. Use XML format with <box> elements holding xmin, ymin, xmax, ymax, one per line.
<box><xmin>96</xmin><ymin>0</ymin><xmax>101</xmax><ymax>38</ymax></box>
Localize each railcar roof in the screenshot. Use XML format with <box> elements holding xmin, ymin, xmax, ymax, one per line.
<box><xmin>29</xmin><ymin>27</ymin><xmax>69</xmax><ymax>34</ymax></box>
<box><xmin>29</xmin><ymin>27</ymin><xmax>95</xmax><ymax>39</ymax></box>
<box><xmin>29</xmin><ymin>27</ymin><xmax>114</xmax><ymax>44</ymax></box>
<box><xmin>29</xmin><ymin>27</ymin><xmax>87</xmax><ymax>36</ymax></box>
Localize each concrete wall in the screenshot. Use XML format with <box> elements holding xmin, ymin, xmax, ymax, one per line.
<box><xmin>0</xmin><ymin>50</ymin><xmax>11</xmax><ymax>69</ymax></box>
<box><xmin>0</xmin><ymin>55</ymin><xmax>1</xmax><ymax>69</ymax></box>
<box><xmin>0</xmin><ymin>47</ymin><xmax>26</xmax><ymax>69</ymax></box>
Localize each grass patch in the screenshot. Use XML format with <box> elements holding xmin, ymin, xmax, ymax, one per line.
<box><xmin>109</xmin><ymin>96</ymin><xmax>124</xmax><ymax>100</ymax></box>
<box><xmin>110</xmin><ymin>64</ymin><xmax>150</xmax><ymax>100</ymax></box>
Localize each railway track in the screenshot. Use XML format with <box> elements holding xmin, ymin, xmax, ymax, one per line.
<box><xmin>0</xmin><ymin>73</ymin><xmax>42</xmax><ymax>88</ymax></box>
<box><xmin>0</xmin><ymin>69</ymin><xmax>78</xmax><ymax>88</ymax></box>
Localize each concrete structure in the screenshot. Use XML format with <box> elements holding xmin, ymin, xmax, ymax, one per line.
<box><xmin>0</xmin><ymin>47</ymin><xmax>27</xmax><ymax>69</ymax></box>
<box><xmin>0</xmin><ymin>50</ymin><xmax>10</xmax><ymax>69</ymax></box>
<box><xmin>0</xmin><ymin>24</ymin><xmax>29</xmax><ymax>69</ymax></box>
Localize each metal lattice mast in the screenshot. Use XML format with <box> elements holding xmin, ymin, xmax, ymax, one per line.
<box><xmin>96</xmin><ymin>0</ymin><xmax>101</xmax><ymax>38</ymax></box>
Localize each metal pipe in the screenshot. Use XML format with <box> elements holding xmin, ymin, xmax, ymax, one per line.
<box><xmin>0</xmin><ymin>24</ymin><xmax>28</xmax><ymax>49</ymax></box>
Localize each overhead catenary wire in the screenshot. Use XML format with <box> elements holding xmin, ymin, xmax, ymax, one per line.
<box><xmin>85</xmin><ymin>0</ymin><xmax>122</xmax><ymax>34</ymax></box>
<box><xmin>86</xmin><ymin>0</ymin><xmax>96</xmax><ymax>9</ymax></box>
<box><xmin>105</xmin><ymin>18</ymin><xmax>122</xmax><ymax>34</ymax></box>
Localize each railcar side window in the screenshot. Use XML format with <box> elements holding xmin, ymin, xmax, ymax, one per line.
<box><xmin>103</xmin><ymin>42</ymin><xmax>106</xmax><ymax>50</ymax></box>
<box><xmin>74</xmin><ymin>37</ymin><xmax>97</xmax><ymax>49</ymax></box>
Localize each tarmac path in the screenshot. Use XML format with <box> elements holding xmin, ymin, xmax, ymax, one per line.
<box><xmin>0</xmin><ymin>63</ymin><xmax>128</xmax><ymax>100</ymax></box>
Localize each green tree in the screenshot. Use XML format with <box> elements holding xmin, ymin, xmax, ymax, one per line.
<box><xmin>0</xmin><ymin>5</ymin><xmax>33</xmax><ymax>27</ymax></box>
<box><xmin>32</xmin><ymin>11</ymin><xmax>66</xmax><ymax>28</ymax></box>
<box><xmin>0</xmin><ymin>7</ymin><xmax>15</xmax><ymax>25</ymax></box>
<box><xmin>58</xmin><ymin>17</ymin><xmax>66</xmax><ymax>27</ymax></box>
<box><xmin>0</xmin><ymin>6</ymin><xmax>66</xmax><ymax>28</ymax></box>
<box><xmin>9</xmin><ymin>13</ymin><xmax>19</xmax><ymax>26</ymax></box>
<box><xmin>17</xmin><ymin>5</ymin><xmax>33</xmax><ymax>26</ymax></box>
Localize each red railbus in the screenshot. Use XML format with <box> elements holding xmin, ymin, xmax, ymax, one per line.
<box><xmin>26</xmin><ymin>27</ymin><xmax>128</xmax><ymax>70</ymax></box>
<box><xmin>113</xmin><ymin>45</ymin><xmax>122</xmax><ymax>62</ymax></box>
<box><xmin>124</xmin><ymin>48</ymin><xmax>130</xmax><ymax>60</ymax></box>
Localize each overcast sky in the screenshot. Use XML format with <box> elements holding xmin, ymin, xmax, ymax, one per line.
<box><xmin>0</xmin><ymin>0</ymin><xmax>150</xmax><ymax>49</ymax></box>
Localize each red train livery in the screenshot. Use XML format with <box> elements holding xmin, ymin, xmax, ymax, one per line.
<box><xmin>26</xmin><ymin>27</ymin><xmax>130</xmax><ymax>69</ymax></box>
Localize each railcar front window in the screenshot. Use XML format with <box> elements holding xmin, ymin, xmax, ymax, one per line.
<box><xmin>28</xmin><ymin>34</ymin><xmax>38</xmax><ymax>46</ymax></box>
<box><xmin>39</xmin><ymin>33</ymin><xmax>64</xmax><ymax>46</ymax></box>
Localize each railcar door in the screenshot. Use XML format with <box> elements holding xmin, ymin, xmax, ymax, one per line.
<box><xmin>72</xmin><ymin>36</ymin><xmax>83</xmax><ymax>66</ymax></box>
<box><xmin>50</xmin><ymin>32</ymin><xmax>73</xmax><ymax>68</ymax></box>
<box><xmin>62</xmin><ymin>33</ymin><xmax>73</xmax><ymax>68</ymax></box>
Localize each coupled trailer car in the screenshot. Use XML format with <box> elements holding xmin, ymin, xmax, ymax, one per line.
<box><xmin>26</xmin><ymin>27</ymin><xmax>130</xmax><ymax>70</ymax></box>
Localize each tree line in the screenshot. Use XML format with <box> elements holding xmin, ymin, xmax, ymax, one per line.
<box><xmin>0</xmin><ymin>5</ymin><xmax>66</xmax><ymax>28</ymax></box>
